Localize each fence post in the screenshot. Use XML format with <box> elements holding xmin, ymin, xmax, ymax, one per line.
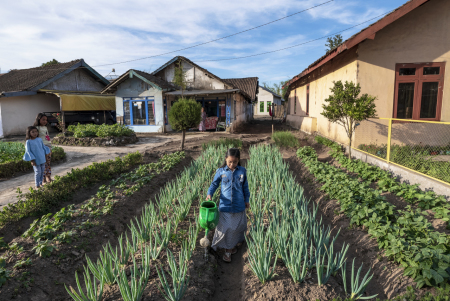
<box><xmin>386</xmin><ymin>118</ymin><xmax>392</xmax><ymax>163</ymax></box>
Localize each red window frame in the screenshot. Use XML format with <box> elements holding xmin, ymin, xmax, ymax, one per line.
<box><xmin>306</xmin><ymin>84</ymin><xmax>310</xmax><ymax>116</ymax></box>
<box><xmin>393</xmin><ymin>62</ymin><xmax>445</xmax><ymax>121</ymax></box>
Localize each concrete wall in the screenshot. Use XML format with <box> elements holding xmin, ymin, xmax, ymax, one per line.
<box><xmin>230</xmin><ymin>93</ymin><xmax>250</xmax><ymax>132</ymax></box>
<box><xmin>43</xmin><ymin>68</ymin><xmax>105</xmax><ymax>92</ymax></box>
<box><xmin>286</xmin><ymin>115</ymin><xmax>317</xmax><ymax>134</ymax></box>
<box><xmin>155</xmin><ymin>60</ymin><xmax>226</xmax><ymax>90</ymax></box>
<box><xmin>115</xmin><ymin>77</ymin><xmax>164</xmax><ymax>133</ymax></box>
<box><xmin>357</xmin><ymin>0</ymin><xmax>450</xmax><ymax>122</ymax></box>
<box><xmin>349</xmin><ymin>147</ymin><xmax>450</xmax><ymax>199</ymax></box>
<box><xmin>287</xmin><ymin>53</ymin><xmax>358</xmax><ymax>143</ymax></box>
<box><xmin>255</xmin><ymin>87</ymin><xmax>281</xmax><ymax>116</ymax></box>
<box><xmin>0</xmin><ymin>93</ymin><xmax>60</xmax><ymax>136</ymax></box>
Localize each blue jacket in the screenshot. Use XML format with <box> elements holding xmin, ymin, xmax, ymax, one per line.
<box><xmin>23</xmin><ymin>138</ymin><xmax>51</xmax><ymax>166</ymax></box>
<box><xmin>207</xmin><ymin>165</ymin><xmax>250</xmax><ymax>213</ymax></box>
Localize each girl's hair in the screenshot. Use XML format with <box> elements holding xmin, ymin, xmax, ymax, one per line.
<box><xmin>220</xmin><ymin>148</ymin><xmax>241</xmax><ymax>168</ymax></box>
<box><xmin>33</xmin><ymin>113</ymin><xmax>47</xmax><ymax>127</ymax></box>
<box><xmin>26</xmin><ymin>126</ymin><xmax>39</xmax><ymax>140</ymax></box>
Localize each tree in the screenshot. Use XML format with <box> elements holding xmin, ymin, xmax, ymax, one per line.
<box><xmin>173</xmin><ymin>59</ymin><xmax>187</xmax><ymax>98</ymax></box>
<box><xmin>168</xmin><ymin>98</ymin><xmax>202</xmax><ymax>150</ymax></box>
<box><xmin>41</xmin><ymin>59</ymin><xmax>60</xmax><ymax>67</ymax></box>
<box><xmin>262</xmin><ymin>80</ymin><xmax>289</xmax><ymax>99</ymax></box>
<box><xmin>321</xmin><ymin>81</ymin><xmax>377</xmax><ymax>158</ymax></box>
<box><xmin>325</xmin><ymin>34</ymin><xmax>343</xmax><ymax>52</ymax></box>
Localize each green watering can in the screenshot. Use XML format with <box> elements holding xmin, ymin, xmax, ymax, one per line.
<box><xmin>199</xmin><ymin>201</ymin><xmax>219</xmax><ymax>249</ymax></box>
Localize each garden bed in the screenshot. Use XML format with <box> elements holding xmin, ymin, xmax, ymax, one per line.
<box><xmin>52</xmin><ymin>134</ymin><xmax>138</xmax><ymax>147</ymax></box>
<box><xmin>0</xmin><ymin>150</ymin><xmax>221</xmax><ymax>300</ymax></box>
<box><xmin>0</xmin><ymin>142</ymin><xmax>66</xmax><ymax>179</ymax></box>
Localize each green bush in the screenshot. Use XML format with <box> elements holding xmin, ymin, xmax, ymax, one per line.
<box><xmin>67</xmin><ymin>124</ymin><xmax>135</xmax><ymax>138</ymax></box>
<box><xmin>272</xmin><ymin>131</ymin><xmax>299</xmax><ymax>148</ymax></box>
<box><xmin>168</xmin><ymin>98</ymin><xmax>201</xmax><ymax>149</ymax></box>
<box><xmin>202</xmin><ymin>138</ymin><xmax>242</xmax><ymax>150</ymax></box>
<box><xmin>0</xmin><ymin>152</ymin><xmax>142</xmax><ymax>226</ymax></box>
<box><xmin>0</xmin><ymin>145</ymin><xmax>66</xmax><ymax>178</ymax></box>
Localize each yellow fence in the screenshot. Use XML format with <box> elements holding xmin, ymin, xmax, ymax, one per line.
<box><xmin>353</xmin><ymin>118</ymin><xmax>450</xmax><ymax>185</ymax></box>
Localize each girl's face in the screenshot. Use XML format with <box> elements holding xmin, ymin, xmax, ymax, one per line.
<box><xmin>226</xmin><ymin>156</ymin><xmax>239</xmax><ymax>171</ymax></box>
<box><xmin>39</xmin><ymin>116</ymin><xmax>48</xmax><ymax>126</ymax></box>
<box><xmin>30</xmin><ymin>129</ymin><xmax>38</xmax><ymax>139</ymax></box>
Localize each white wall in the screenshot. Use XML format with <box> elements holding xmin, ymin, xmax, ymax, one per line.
<box><xmin>115</xmin><ymin>77</ymin><xmax>164</xmax><ymax>133</ymax></box>
<box><xmin>255</xmin><ymin>87</ymin><xmax>282</xmax><ymax>116</ymax></box>
<box><xmin>0</xmin><ymin>93</ymin><xmax>60</xmax><ymax>136</ymax></box>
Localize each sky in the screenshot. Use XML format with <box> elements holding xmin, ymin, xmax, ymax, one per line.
<box><xmin>0</xmin><ymin>0</ymin><xmax>410</xmax><ymax>85</ymax></box>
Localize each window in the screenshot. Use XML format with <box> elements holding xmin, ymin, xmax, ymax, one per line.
<box><xmin>234</xmin><ymin>100</ymin><xmax>236</xmax><ymax>120</ymax></box>
<box><xmin>267</xmin><ymin>101</ymin><xmax>271</xmax><ymax>113</ymax></box>
<box><xmin>260</xmin><ymin>101</ymin><xmax>264</xmax><ymax>113</ymax></box>
<box><xmin>306</xmin><ymin>84</ymin><xmax>310</xmax><ymax>115</ymax></box>
<box><xmin>394</xmin><ymin>62</ymin><xmax>445</xmax><ymax>121</ymax></box>
<box><xmin>294</xmin><ymin>90</ymin><xmax>297</xmax><ymax>114</ymax></box>
<box><xmin>123</xmin><ymin>97</ymin><xmax>156</xmax><ymax>126</ymax></box>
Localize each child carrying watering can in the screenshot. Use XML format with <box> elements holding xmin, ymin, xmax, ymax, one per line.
<box><xmin>206</xmin><ymin>148</ymin><xmax>250</xmax><ymax>263</ymax></box>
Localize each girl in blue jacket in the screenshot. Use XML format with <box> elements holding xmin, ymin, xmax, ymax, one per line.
<box><xmin>206</xmin><ymin>148</ymin><xmax>250</xmax><ymax>262</ymax></box>
<box><xmin>23</xmin><ymin>126</ymin><xmax>51</xmax><ymax>189</ymax></box>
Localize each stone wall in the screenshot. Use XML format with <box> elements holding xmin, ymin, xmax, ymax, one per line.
<box><xmin>53</xmin><ymin>135</ymin><xmax>138</xmax><ymax>147</ymax></box>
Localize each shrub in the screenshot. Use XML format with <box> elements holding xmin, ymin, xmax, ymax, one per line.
<box><xmin>0</xmin><ymin>152</ymin><xmax>142</xmax><ymax>226</ymax></box>
<box><xmin>202</xmin><ymin>138</ymin><xmax>242</xmax><ymax>150</ymax></box>
<box><xmin>272</xmin><ymin>131</ymin><xmax>299</xmax><ymax>148</ymax></box>
<box><xmin>67</xmin><ymin>124</ymin><xmax>135</xmax><ymax>138</ymax></box>
<box><xmin>168</xmin><ymin>98</ymin><xmax>202</xmax><ymax>150</ymax></box>
<box><xmin>0</xmin><ymin>144</ymin><xmax>66</xmax><ymax>178</ymax></box>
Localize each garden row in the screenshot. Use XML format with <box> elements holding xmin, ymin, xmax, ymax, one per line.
<box><xmin>316</xmin><ymin>136</ymin><xmax>450</xmax><ymax>228</ymax></box>
<box><xmin>0</xmin><ymin>151</ymin><xmax>186</xmax><ymax>293</ymax></box>
<box><xmin>245</xmin><ymin>145</ymin><xmax>375</xmax><ymax>299</ymax></box>
<box><xmin>0</xmin><ymin>152</ymin><xmax>143</xmax><ymax>226</ymax></box>
<box><xmin>0</xmin><ymin>142</ymin><xmax>66</xmax><ymax>178</ymax></box>
<box><xmin>297</xmin><ymin>145</ymin><xmax>450</xmax><ymax>288</ymax></box>
<box><xmin>62</xmin><ymin>145</ymin><xmax>229</xmax><ymax>301</ymax></box>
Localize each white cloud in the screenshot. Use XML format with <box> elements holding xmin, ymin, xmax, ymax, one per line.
<box><xmin>0</xmin><ymin>0</ymin><xmax>407</xmax><ymax>82</ymax></box>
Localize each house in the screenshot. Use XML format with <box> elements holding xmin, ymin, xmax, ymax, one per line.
<box><xmin>284</xmin><ymin>0</ymin><xmax>449</xmax><ymax>145</ymax></box>
<box><xmin>254</xmin><ymin>86</ymin><xmax>282</xmax><ymax>116</ymax></box>
<box><xmin>0</xmin><ymin>59</ymin><xmax>113</xmax><ymax>137</ymax></box>
<box><xmin>102</xmin><ymin>56</ymin><xmax>258</xmax><ymax>132</ymax></box>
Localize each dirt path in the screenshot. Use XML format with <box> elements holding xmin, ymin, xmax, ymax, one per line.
<box><xmin>0</xmin><ymin>135</ymin><xmax>210</xmax><ymax>208</ymax></box>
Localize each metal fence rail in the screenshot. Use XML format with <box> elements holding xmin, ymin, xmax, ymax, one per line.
<box><xmin>353</xmin><ymin>118</ymin><xmax>450</xmax><ymax>185</ymax></box>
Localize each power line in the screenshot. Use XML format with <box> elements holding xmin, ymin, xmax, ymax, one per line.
<box><xmin>194</xmin><ymin>10</ymin><xmax>394</xmax><ymax>62</ymax></box>
<box><xmin>12</xmin><ymin>0</ymin><xmax>334</xmax><ymax>71</ymax></box>
<box><xmin>93</xmin><ymin>0</ymin><xmax>334</xmax><ymax>67</ymax></box>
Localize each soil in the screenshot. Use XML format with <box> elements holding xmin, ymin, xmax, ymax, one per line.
<box><xmin>0</xmin><ymin>117</ymin><xmax>445</xmax><ymax>300</ymax></box>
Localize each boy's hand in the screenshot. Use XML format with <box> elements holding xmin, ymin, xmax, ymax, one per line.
<box><xmin>31</xmin><ymin>160</ymin><xmax>36</xmax><ymax>166</ymax></box>
<box><xmin>206</xmin><ymin>195</ymin><xmax>212</xmax><ymax>201</ymax></box>
<box><xmin>245</xmin><ymin>202</ymin><xmax>250</xmax><ymax>209</ymax></box>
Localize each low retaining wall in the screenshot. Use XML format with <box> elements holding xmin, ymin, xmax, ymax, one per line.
<box><xmin>52</xmin><ymin>135</ymin><xmax>138</xmax><ymax>147</ymax></box>
<box><xmin>348</xmin><ymin>147</ymin><xmax>450</xmax><ymax>199</ymax></box>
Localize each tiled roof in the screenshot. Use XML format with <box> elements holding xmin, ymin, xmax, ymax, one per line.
<box><xmin>101</xmin><ymin>69</ymin><xmax>176</xmax><ymax>93</ymax></box>
<box><xmin>0</xmin><ymin>60</ymin><xmax>82</xmax><ymax>93</ymax></box>
<box><xmin>222</xmin><ymin>77</ymin><xmax>259</xmax><ymax>101</ymax></box>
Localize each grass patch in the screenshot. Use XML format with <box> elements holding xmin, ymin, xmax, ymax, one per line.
<box><xmin>272</xmin><ymin>131</ymin><xmax>299</xmax><ymax>148</ymax></box>
<box><xmin>202</xmin><ymin>138</ymin><xmax>242</xmax><ymax>150</ymax></box>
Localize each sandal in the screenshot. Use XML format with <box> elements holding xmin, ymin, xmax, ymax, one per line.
<box><xmin>223</xmin><ymin>252</ymin><xmax>232</xmax><ymax>263</ymax></box>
